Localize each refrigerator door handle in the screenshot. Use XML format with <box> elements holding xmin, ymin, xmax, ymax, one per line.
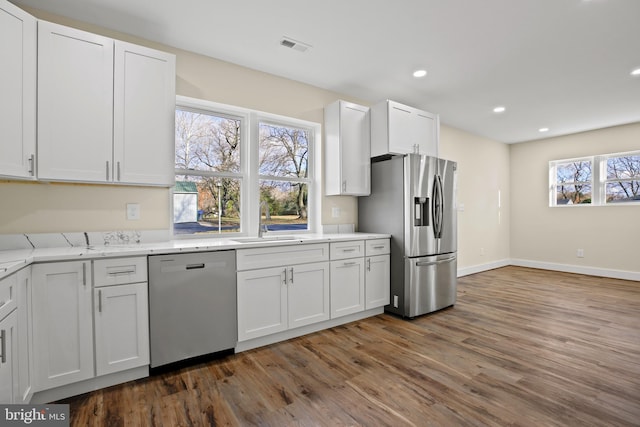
<box><xmin>432</xmin><ymin>175</ymin><xmax>443</xmax><ymax>238</ymax></box>
<box><xmin>416</xmin><ymin>255</ymin><xmax>456</xmax><ymax>267</ymax></box>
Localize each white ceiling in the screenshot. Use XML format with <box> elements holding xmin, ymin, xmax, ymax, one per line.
<box><xmin>13</xmin><ymin>0</ymin><xmax>640</xmax><ymax>143</ymax></box>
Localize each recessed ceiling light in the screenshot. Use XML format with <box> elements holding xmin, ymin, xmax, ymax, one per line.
<box><xmin>631</xmin><ymin>68</ymin><xmax>640</xmax><ymax>76</ymax></box>
<box><xmin>493</xmin><ymin>106</ymin><xmax>506</xmax><ymax>113</ymax></box>
<box><xmin>413</xmin><ymin>69</ymin><xmax>427</xmax><ymax>78</ymax></box>
<box><xmin>539</xmin><ymin>127</ymin><xmax>550</xmax><ymax>133</ymax></box>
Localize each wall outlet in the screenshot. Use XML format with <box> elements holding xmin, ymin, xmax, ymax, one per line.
<box><xmin>576</xmin><ymin>248</ymin><xmax>584</xmax><ymax>258</ymax></box>
<box><xmin>126</xmin><ymin>203</ymin><xmax>140</xmax><ymax>220</ymax></box>
<box><xmin>331</xmin><ymin>207</ymin><xmax>341</xmax><ymax>218</ymax></box>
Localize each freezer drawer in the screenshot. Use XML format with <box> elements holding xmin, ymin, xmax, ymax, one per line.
<box><xmin>405</xmin><ymin>253</ymin><xmax>456</xmax><ymax>317</ymax></box>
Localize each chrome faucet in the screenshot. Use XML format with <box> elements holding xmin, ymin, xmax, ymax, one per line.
<box><xmin>258</xmin><ymin>201</ymin><xmax>270</xmax><ymax>238</ymax></box>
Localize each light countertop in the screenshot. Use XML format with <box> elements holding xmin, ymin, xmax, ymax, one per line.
<box><xmin>0</xmin><ymin>233</ymin><xmax>390</xmax><ymax>279</ymax></box>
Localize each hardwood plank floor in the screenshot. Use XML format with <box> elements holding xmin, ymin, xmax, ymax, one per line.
<box><xmin>60</xmin><ymin>266</ymin><xmax>640</xmax><ymax>426</ymax></box>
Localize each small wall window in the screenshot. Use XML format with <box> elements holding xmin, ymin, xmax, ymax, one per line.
<box><xmin>604</xmin><ymin>153</ymin><xmax>640</xmax><ymax>204</ymax></box>
<box><xmin>549</xmin><ymin>151</ymin><xmax>640</xmax><ymax>207</ymax></box>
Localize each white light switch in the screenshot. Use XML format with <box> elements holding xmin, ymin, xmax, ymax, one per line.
<box><xmin>126</xmin><ymin>203</ymin><xmax>140</xmax><ymax>220</ymax></box>
<box><xmin>332</xmin><ymin>207</ymin><xmax>341</xmax><ymax>218</ymax></box>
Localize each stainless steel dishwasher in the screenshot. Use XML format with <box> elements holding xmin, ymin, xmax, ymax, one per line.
<box><xmin>148</xmin><ymin>250</ymin><xmax>236</xmax><ymax>368</ymax></box>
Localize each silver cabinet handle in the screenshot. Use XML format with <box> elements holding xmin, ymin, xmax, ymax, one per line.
<box><xmin>342</xmin><ymin>248</ymin><xmax>356</xmax><ymax>253</ymax></box>
<box><xmin>342</xmin><ymin>180</ymin><xmax>347</xmax><ymax>192</ymax></box>
<box><xmin>82</xmin><ymin>263</ymin><xmax>87</xmax><ymax>286</ymax></box>
<box><xmin>372</xmin><ymin>245</ymin><xmax>385</xmax><ymax>249</ymax></box>
<box><xmin>28</xmin><ymin>154</ymin><xmax>35</xmax><ymax>176</ymax></box>
<box><xmin>367</xmin><ymin>258</ymin><xmax>371</xmax><ymax>271</ymax></box>
<box><xmin>343</xmin><ymin>261</ymin><xmax>357</xmax><ymax>266</ymax></box>
<box><xmin>0</xmin><ymin>329</ymin><xmax>5</xmax><ymax>364</ymax></box>
<box><xmin>108</xmin><ymin>269</ymin><xmax>136</xmax><ymax>275</ymax></box>
<box><xmin>98</xmin><ymin>289</ymin><xmax>103</xmax><ymax>313</ymax></box>
<box><xmin>282</xmin><ymin>268</ymin><xmax>288</xmax><ymax>285</ymax></box>
<box><xmin>289</xmin><ymin>267</ymin><xmax>294</xmax><ymax>284</ymax></box>
<box><xmin>106</xmin><ymin>161</ymin><xmax>110</xmax><ymax>181</ymax></box>
<box><xmin>117</xmin><ymin>161</ymin><xmax>121</xmax><ymax>181</ymax></box>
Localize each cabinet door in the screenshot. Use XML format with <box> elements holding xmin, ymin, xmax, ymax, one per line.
<box><xmin>387</xmin><ymin>101</ymin><xmax>416</xmax><ymax>155</ymax></box>
<box><xmin>113</xmin><ymin>41</ymin><xmax>176</xmax><ymax>186</ymax></box>
<box><xmin>0</xmin><ymin>310</ymin><xmax>18</xmax><ymax>404</ymax></box>
<box><xmin>330</xmin><ymin>258</ymin><xmax>365</xmax><ymax>318</ymax></box>
<box><xmin>94</xmin><ymin>282</ymin><xmax>149</xmax><ymax>376</ymax></box>
<box><xmin>37</xmin><ymin>21</ymin><xmax>114</xmax><ymax>182</ymax></box>
<box><xmin>237</xmin><ymin>267</ymin><xmax>288</xmax><ymax>341</ymax></box>
<box><xmin>32</xmin><ymin>261</ymin><xmax>94</xmax><ymax>391</ymax></box>
<box><xmin>17</xmin><ymin>267</ymin><xmax>33</xmax><ymax>403</ymax></box>
<box><xmin>0</xmin><ymin>0</ymin><xmax>36</xmax><ymax>179</ymax></box>
<box><xmin>365</xmin><ymin>255</ymin><xmax>390</xmax><ymax>309</ymax></box>
<box><xmin>288</xmin><ymin>262</ymin><xmax>330</xmax><ymax>329</ymax></box>
<box><xmin>324</xmin><ymin>100</ymin><xmax>370</xmax><ymax>196</ymax></box>
<box><xmin>414</xmin><ymin>111</ymin><xmax>438</xmax><ymax>157</ymax></box>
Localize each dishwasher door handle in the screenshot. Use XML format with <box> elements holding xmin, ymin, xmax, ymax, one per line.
<box><xmin>186</xmin><ymin>263</ymin><xmax>205</xmax><ymax>270</ymax></box>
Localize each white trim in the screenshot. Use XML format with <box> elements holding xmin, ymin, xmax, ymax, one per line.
<box><xmin>457</xmin><ymin>259</ymin><xmax>511</xmax><ymax>277</ymax></box>
<box><xmin>510</xmin><ymin>258</ymin><xmax>640</xmax><ymax>281</ymax></box>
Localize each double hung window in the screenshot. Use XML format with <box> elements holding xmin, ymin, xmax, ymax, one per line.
<box><xmin>549</xmin><ymin>151</ymin><xmax>640</xmax><ymax>206</ymax></box>
<box><xmin>173</xmin><ymin>96</ymin><xmax>319</xmax><ymax>236</ymax></box>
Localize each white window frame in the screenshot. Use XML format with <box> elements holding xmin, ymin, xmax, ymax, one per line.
<box><xmin>599</xmin><ymin>150</ymin><xmax>640</xmax><ymax>205</ymax></box>
<box><xmin>173</xmin><ymin>96</ymin><xmax>321</xmax><ymax>238</ymax></box>
<box><xmin>549</xmin><ymin>150</ymin><xmax>640</xmax><ymax>207</ymax></box>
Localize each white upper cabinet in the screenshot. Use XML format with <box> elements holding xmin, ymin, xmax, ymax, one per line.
<box><xmin>324</xmin><ymin>100</ymin><xmax>371</xmax><ymax>196</ymax></box>
<box><xmin>37</xmin><ymin>21</ymin><xmax>176</xmax><ymax>186</ymax></box>
<box><xmin>0</xmin><ymin>0</ymin><xmax>36</xmax><ymax>179</ymax></box>
<box><xmin>37</xmin><ymin>21</ymin><xmax>114</xmax><ymax>183</ymax></box>
<box><xmin>371</xmin><ymin>100</ymin><xmax>439</xmax><ymax>158</ymax></box>
<box><xmin>113</xmin><ymin>41</ymin><xmax>176</xmax><ymax>186</ymax></box>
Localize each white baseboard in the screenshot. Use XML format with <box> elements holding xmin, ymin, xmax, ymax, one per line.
<box><xmin>510</xmin><ymin>259</ymin><xmax>640</xmax><ymax>282</ymax></box>
<box><xmin>457</xmin><ymin>259</ymin><xmax>511</xmax><ymax>277</ymax></box>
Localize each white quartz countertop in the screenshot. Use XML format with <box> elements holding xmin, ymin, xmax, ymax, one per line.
<box><xmin>0</xmin><ymin>233</ymin><xmax>390</xmax><ymax>279</ymax></box>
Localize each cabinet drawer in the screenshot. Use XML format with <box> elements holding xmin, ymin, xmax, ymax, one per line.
<box><xmin>365</xmin><ymin>239</ymin><xmax>390</xmax><ymax>256</ymax></box>
<box><xmin>330</xmin><ymin>241</ymin><xmax>365</xmax><ymax>260</ymax></box>
<box><xmin>94</xmin><ymin>257</ymin><xmax>147</xmax><ymax>287</ymax></box>
<box><xmin>0</xmin><ymin>273</ymin><xmax>17</xmax><ymax>320</ymax></box>
<box><xmin>237</xmin><ymin>243</ymin><xmax>329</xmax><ymax>271</ymax></box>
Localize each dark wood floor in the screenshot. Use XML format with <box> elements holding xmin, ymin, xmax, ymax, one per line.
<box><xmin>61</xmin><ymin>266</ymin><xmax>640</xmax><ymax>426</ymax></box>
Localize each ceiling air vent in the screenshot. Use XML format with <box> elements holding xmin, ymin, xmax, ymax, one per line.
<box><xmin>279</xmin><ymin>37</ymin><xmax>311</xmax><ymax>53</ymax></box>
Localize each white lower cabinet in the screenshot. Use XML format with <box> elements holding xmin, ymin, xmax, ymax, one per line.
<box><xmin>330</xmin><ymin>258</ymin><xmax>365</xmax><ymax>318</ymax></box>
<box><xmin>365</xmin><ymin>255</ymin><xmax>391</xmax><ymax>309</ymax></box>
<box><xmin>236</xmin><ymin>244</ymin><xmax>330</xmax><ymax>342</ymax></box>
<box><xmin>237</xmin><ymin>262</ymin><xmax>330</xmax><ymax>341</ymax></box>
<box><xmin>32</xmin><ymin>261</ymin><xmax>94</xmax><ymax>391</ymax></box>
<box><xmin>17</xmin><ymin>267</ymin><xmax>33</xmax><ymax>403</ymax></box>
<box><xmin>0</xmin><ymin>310</ymin><xmax>18</xmax><ymax>404</ymax></box>
<box><xmin>94</xmin><ymin>282</ymin><xmax>149</xmax><ymax>376</ymax></box>
<box><xmin>32</xmin><ymin>257</ymin><xmax>150</xmax><ymax>394</ymax></box>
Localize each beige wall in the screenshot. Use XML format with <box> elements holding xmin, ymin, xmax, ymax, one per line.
<box><xmin>440</xmin><ymin>126</ymin><xmax>511</xmax><ymax>271</ymax></box>
<box><xmin>510</xmin><ymin>122</ymin><xmax>640</xmax><ymax>273</ymax></box>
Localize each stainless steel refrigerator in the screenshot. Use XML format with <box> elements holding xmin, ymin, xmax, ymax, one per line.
<box><xmin>358</xmin><ymin>154</ymin><xmax>457</xmax><ymax>318</ymax></box>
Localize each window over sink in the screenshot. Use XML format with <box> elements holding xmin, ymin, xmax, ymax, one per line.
<box><xmin>173</xmin><ymin>96</ymin><xmax>320</xmax><ymax>237</ymax></box>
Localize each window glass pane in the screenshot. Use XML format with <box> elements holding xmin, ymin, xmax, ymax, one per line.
<box><xmin>606</xmin><ymin>155</ymin><xmax>640</xmax><ymax>180</ymax></box>
<box><xmin>556</xmin><ymin>184</ymin><xmax>592</xmax><ymax>205</ymax></box>
<box><xmin>259</xmin><ymin>123</ymin><xmax>309</xmax><ymax>178</ymax></box>
<box><xmin>606</xmin><ymin>181</ymin><xmax>640</xmax><ymax>203</ymax></box>
<box><xmin>556</xmin><ymin>161</ymin><xmax>591</xmax><ymax>184</ymax></box>
<box><xmin>174</xmin><ymin>175</ymin><xmax>241</xmax><ymax>234</ymax></box>
<box><xmin>175</xmin><ymin>109</ymin><xmax>241</xmax><ymax>173</ymax></box>
<box><xmin>259</xmin><ymin>180</ymin><xmax>308</xmax><ymax>231</ymax></box>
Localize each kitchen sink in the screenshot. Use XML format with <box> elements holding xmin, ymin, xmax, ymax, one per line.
<box><xmin>231</xmin><ymin>235</ymin><xmax>305</xmax><ymax>244</ymax></box>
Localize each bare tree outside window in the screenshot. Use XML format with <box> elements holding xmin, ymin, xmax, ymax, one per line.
<box><xmin>606</xmin><ymin>155</ymin><xmax>640</xmax><ymax>203</ymax></box>
<box><xmin>174</xmin><ymin>109</ymin><xmax>242</xmax><ymax>234</ymax></box>
<box><xmin>258</xmin><ymin>122</ymin><xmax>311</xmax><ymax>230</ymax></box>
<box><xmin>555</xmin><ymin>160</ymin><xmax>592</xmax><ymax>204</ymax></box>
